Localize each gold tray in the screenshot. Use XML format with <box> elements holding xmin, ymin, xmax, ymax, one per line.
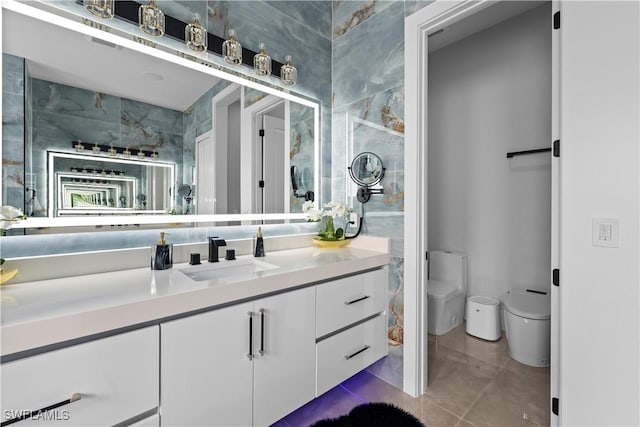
<box><xmin>0</xmin><ymin>269</ymin><xmax>18</xmax><ymax>285</ymax></box>
<box><xmin>312</xmin><ymin>237</ymin><xmax>350</xmax><ymax>248</ymax></box>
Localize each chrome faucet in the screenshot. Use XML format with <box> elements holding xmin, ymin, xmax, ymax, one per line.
<box><xmin>208</xmin><ymin>237</ymin><xmax>227</xmax><ymax>263</ymax></box>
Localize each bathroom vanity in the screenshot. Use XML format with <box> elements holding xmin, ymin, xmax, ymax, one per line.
<box><xmin>0</xmin><ymin>236</ymin><xmax>389</xmax><ymax>426</ymax></box>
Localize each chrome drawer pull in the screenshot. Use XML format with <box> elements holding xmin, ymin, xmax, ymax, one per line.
<box><xmin>1</xmin><ymin>393</ymin><xmax>81</xmax><ymax>426</ymax></box>
<box><xmin>344</xmin><ymin>345</ymin><xmax>371</xmax><ymax>360</ymax></box>
<box><xmin>344</xmin><ymin>295</ymin><xmax>370</xmax><ymax>305</ymax></box>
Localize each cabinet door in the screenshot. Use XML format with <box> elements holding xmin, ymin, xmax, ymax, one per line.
<box><xmin>0</xmin><ymin>327</ymin><xmax>158</xmax><ymax>426</ymax></box>
<box><xmin>161</xmin><ymin>302</ymin><xmax>253</xmax><ymax>427</ymax></box>
<box><xmin>252</xmin><ymin>286</ymin><xmax>316</xmax><ymax>427</ymax></box>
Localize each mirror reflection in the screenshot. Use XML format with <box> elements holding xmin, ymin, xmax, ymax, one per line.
<box><xmin>349</xmin><ymin>152</ymin><xmax>385</xmax><ymax>187</ymax></box>
<box><xmin>2</xmin><ymin>6</ymin><xmax>318</xmax><ymax>230</ymax></box>
<box><xmin>49</xmin><ymin>151</ymin><xmax>175</xmax><ymax>216</ymax></box>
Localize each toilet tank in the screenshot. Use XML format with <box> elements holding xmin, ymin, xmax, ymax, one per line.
<box><xmin>428</xmin><ymin>251</ymin><xmax>468</xmax><ymax>287</ymax></box>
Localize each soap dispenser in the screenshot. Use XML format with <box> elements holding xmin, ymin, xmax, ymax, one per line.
<box><xmin>151</xmin><ymin>232</ymin><xmax>173</xmax><ymax>270</ymax></box>
<box><xmin>254</xmin><ymin>227</ymin><xmax>265</xmax><ymax>257</ymax></box>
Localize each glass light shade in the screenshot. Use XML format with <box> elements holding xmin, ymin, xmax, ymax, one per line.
<box><xmin>139</xmin><ymin>0</ymin><xmax>165</xmax><ymax>37</ymax></box>
<box><xmin>222</xmin><ymin>29</ymin><xmax>242</xmax><ymax>65</ymax></box>
<box><xmin>280</xmin><ymin>55</ymin><xmax>297</xmax><ymax>86</ymax></box>
<box><xmin>83</xmin><ymin>0</ymin><xmax>114</xmax><ymax>19</ymax></box>
<box><xmin>92</xmin><ymin>143</ymin><xmax>101</xmax><ymax>154</ymax></box>
<box><xmin>185</xmin><ymin>16</ymin><xmax>208</xmax><ymax>52</ymax></box>
<box><xmin>74</xmin><ymin>141</ymin><xmax>85</xmax><ymax>152</ymax></box>
<box><xmin>253</xmin><ymin>43</ymin><xmax>272</xmax><ymax>76</ymax></box>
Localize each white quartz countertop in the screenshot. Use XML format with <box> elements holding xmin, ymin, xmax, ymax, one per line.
<box><xmin>0</xmin><ymin>239</ymin><xmax>389</xmax><ymax>357</ymax></box>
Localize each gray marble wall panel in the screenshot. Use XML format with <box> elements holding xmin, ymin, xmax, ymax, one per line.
<box><xmin>290</xmin><ymin>102</ymin><xmax>315</xmax><ymax>213</ymax></box>
<box><xmin>332</xmin><ymin>2</ymin><xmax>404</xmax><ymax>109</ymax></box>
<box><xmin>268</xmin><ymin>1</ymin><xmax>332</xmax><ymax>40</ymax></box>
<box><xmin>156</xmin><ymin>0</ymin><xmax>208</xmax><ymax>25</ymax></box>
<box><xmin>332</xmin><ymin>0</ymin><xmax>394</xmax><ymax>39</ymax></box>
<box><xmin>206</xmin><ymin>1</ymin><xmax>331</xmax><ymax>106</ymax></box>
<box><xmin>2</xmin><ymin>54</ymin><xmax>25</xmax><ymax>209</ymax></box>
<box><xmin>331</xmin><ymin>2</ymin><xmax>408</xmax><ymax>348</ymax></box>
<box><xmin>388</xmin><ymin>255</ymin><xmax>404</xmax><ymax>344</ymax></box>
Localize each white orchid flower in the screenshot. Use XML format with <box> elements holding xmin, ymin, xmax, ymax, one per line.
<box><xmin>0</xmin><ymin>206</ymin><xmax>26</xmax><ymax>231</ymax></box>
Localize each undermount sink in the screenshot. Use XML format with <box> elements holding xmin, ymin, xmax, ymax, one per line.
<box><xmin>179</xmin><ymin>258</ymin><xmax>279</xmax><ymax>282</ymax></box>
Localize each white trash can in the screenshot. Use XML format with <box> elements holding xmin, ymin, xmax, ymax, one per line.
<box><xmin>465</xmin><ymin>296</ymin><xmax>501</xmax><ymax>341</ymax></box>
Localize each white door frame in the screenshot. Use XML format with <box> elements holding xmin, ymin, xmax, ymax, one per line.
<box><xmin>404</xmin><ymin>0</ymin><xmax>497</xmax><ymax>398</ymax></box>
<box><xmin>240</xmin><ymin>95</ymin><xmax>288</xmax><ymax>214</ymax></box>
<box><xmin>404</xmin><ymin>1</ymin><xmax>559</xmax><ymax>408</ymax></box>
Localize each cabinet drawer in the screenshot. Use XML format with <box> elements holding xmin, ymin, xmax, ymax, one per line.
<box><xmin>316</xmin><ymin>313</ymin><xmax>388</xmax><ymax>396</ymax></box>
<box><xmin>1</xmin><ymin>326</ymin><xmax>159</xmax><ymax>426</ymax></box>
<box><xmin>316</xmin><ymin>268</ymin><xmax>387</xmax><ymax>337</ymax></box>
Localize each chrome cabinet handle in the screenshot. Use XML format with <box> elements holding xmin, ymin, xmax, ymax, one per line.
<box><xmin>345</xmin><ymin>345</ymin><xmax>371</xmax><ymax>360</ymax></box>
<box><xmin>247</xmin><ymin>311</ymin><xmax>254</xmax><ymax>361</ymax></box>
<box><xmin>344</xmin><ymin>295</ymin><xmax>370</xmax><ymax>305</ymax></box>
<box><xmin>259</xmin><ymin>308</ymin><xmax>265</xmax><ymax>356</ymax></box>
<box><xmin>1</xmin><ymin>393</ymin><xmax>81</xmax><ymax>426</ymax></box>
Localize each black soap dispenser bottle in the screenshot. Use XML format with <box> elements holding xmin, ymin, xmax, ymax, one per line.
<box><xmin>254</xmin><ymin>227</ymin><xmax>265</xmax><ymax>257</ymax></box>
<box><xmin>151</xmin><ymin>232</ymin><xmax>173</xmax><ymax>270</ymax></box>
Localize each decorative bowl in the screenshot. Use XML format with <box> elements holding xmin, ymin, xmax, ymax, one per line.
<box><xmin>312</xmin><ymin>237</ymin><xmax>350</xmax><ymax>248</ymax></box>
<box><xmin>0</xmin><ymin>268</ymin><xmax>18</xmax><ymax>285</ymax></box>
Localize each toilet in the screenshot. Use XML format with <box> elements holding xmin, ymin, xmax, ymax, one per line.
<box><xmin>427</xmin><ymin>251</ymin><xmax>468</xmax><ymax>335</ymax></box>
<box><xmin>503</xmin><ymin>289</ymin><xmax>551</xmax><ymax>367</ymax></box>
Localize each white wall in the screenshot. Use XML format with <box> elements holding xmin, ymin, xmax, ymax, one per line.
<box><xmin>428</xmin><ymin>5</ymin><xmax>551</xmax><ymax>307</ymax></box>
<box><xmin>559</xmin><ymin>1</ymin><xmax>639</xmax><ymax>425</ymax></box>
<box><xmin>227</xmin><ymin>100</ymin><xmax>241</xmax><ymax>214</ymax></box>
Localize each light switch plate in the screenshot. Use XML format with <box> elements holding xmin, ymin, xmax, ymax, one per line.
<box><xmin>592</xmin><ymin>218</ymin><xmax>619</xmax><ymax>248</ymax></box>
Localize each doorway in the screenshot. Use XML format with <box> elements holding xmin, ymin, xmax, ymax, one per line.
<box><xmin>404</xmin><ymin>4</ymin><xmax>558</xmax><ymax>421</ymax></box>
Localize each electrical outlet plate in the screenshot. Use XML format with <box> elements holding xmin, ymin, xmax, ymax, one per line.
<box><xmin>592</xmin><ymin>218</ymin><xmax>619</xmax><ymax>248</ymax></box>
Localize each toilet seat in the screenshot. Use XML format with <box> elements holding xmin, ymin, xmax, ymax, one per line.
<box><xmin>504</xmin><ymin>289</ymin><xmax>550</xmax><ymax>320</ymax></box>
<box><xmin>427</xmin><ymin>279</ymin><xmax>458</xmax><ymax>299</ymax></box>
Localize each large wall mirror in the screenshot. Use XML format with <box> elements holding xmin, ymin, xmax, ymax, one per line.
<box><xmin>1</xmin><ymin>1</ymin><xmax>320</xmax><ymax>232</ymax></box>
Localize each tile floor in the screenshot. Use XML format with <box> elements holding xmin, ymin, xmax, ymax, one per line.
<box><xmin>275</xmin><ymin>323</ymin><xmax>550</xmax><ymax>427</ymax></box>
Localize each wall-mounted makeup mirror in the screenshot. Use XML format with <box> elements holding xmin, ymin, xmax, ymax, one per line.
<box><xmin>348</xmin><ymin>152</ymin><xmax>385</xmax><ymax>203</ymax></box>
<box><xmin>1</xmin><ymin>1</ymin><xmax>320</xmax><ymax>232</ymax></box>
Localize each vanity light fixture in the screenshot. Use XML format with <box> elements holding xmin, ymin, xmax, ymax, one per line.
<box><xmin>74</xmin><ymin>141</ymin><xmax>85</xmax><ymax>152</ymax></box>
<box><xmin>280</xmin><ymin>55</ymin><xmax>297</xmax><ymax>86</ymax></box>
<box><xmin>83</xmin><ymin>0</ymin><xmax>114</xmax><ymax>19</ymax></box>
<box><xmin>185</xmin><ymin>15</ymin><xmax>208</xmax><ymax>52</ymax></box>
<box><xmin>138</xmin><ymin>0</ymin><xmax>165</xmax><ymax>37</ymax></box>
<box><xmin>253</xmin><ymin>43</ymin><xmax>272</xmax><ymax>76</ymax></box>
<box><xmin>222</xmin><ymin>29</ymin><xmax>242</xmax><ymax>65</ymax></box>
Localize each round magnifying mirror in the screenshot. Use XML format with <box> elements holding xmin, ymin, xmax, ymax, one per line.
<box><xmin>348</xmin><ymin>152</ymin><xmax>385</xmax><ymax>187</ymax></box>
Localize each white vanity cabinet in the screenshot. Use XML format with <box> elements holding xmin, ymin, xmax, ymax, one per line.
<box><xmin>0</xmin><ymin>326</ymin><xmax>159</xmax><ymax>426</ymax></box>
<box><xmin>160</xmin><ymin>286</ymin><xmax>316</xmax><ymax>427</ymax></box>
<box><xmin>315</xmin><ymin>268</ymin><xmax>389</xmax><ymax>396</ymax></box>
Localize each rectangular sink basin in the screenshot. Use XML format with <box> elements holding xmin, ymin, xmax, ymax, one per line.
<box><xmin>179</xmin><ymin>258</ymin><xmax>279</xmax><ymax>282</ymax></box>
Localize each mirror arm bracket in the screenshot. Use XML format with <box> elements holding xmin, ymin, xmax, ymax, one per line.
<box><xmin>356</xmin><ymin>187</ymin><xmax>383</xmax><ymax>204</ymax></box>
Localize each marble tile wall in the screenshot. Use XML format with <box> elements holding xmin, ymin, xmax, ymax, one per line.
<box><xmin>27</xmin><ymin>78</ymin><xmax>184</xmax><ymax>216</ymax></box>
<box><xmin>331</xmin><ymin>0</ymin><xmax>432</xmax><ymax>344</ymax></box>
<box><xmin>2</xmin><ymin>54</ymin><xmax>25</xmax><ymax>211</ymax></box>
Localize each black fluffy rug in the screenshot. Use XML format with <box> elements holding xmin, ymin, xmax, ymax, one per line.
<box><xmin>309</xmin><ymin>402</ymin><xmax>425</xmax><ymax>427</ymax></box>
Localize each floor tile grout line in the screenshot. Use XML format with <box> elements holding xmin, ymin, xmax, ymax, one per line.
<box><xmin>421</xmin><ymin>394</ymin><xmax>467</xmax><ymax>423</ymax></box>
<box><xmin>459</xmin><ymin>362</ymin><xmax>509</xmax><ymax>422</ymax></box>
